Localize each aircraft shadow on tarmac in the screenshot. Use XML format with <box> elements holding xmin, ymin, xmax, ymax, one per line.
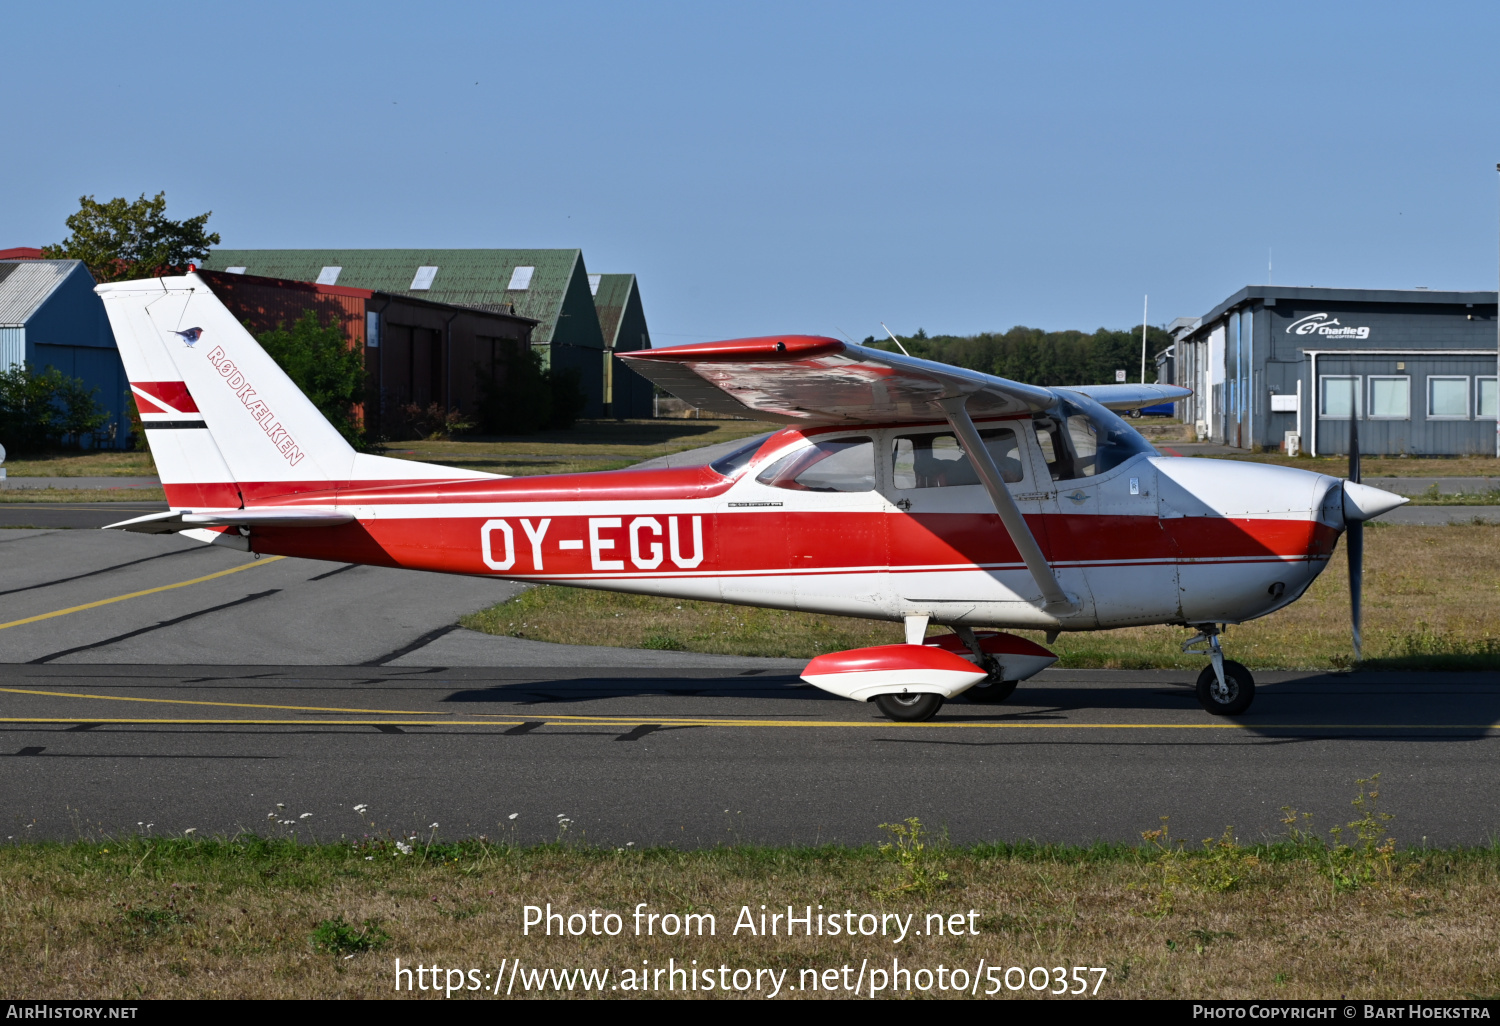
<box><xmin>439</xmin><ymin>672</ymin><xmax>1500</xmax><ymax>741</ymax></box>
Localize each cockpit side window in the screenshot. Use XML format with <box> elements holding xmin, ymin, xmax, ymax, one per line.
<box><xmin>756</xmin><ymin>437</ymin><xmax>876</xmax><ymax>492</ymax></box>
<box><xmin>891</xmin><ymin>428</ymin><xmax>1023</xmax><ymax>488</ymax></box>
<box><xmin>1033</xmin><ymin>395</ymin><xmax>1156</xmax><ymax>481</ymax></box>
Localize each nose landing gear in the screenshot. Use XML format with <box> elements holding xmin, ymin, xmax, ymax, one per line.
<box><xmin>1183</xmin><ymin>626</ymin><xmax>1256</xmax><ymax>715</ymax></box>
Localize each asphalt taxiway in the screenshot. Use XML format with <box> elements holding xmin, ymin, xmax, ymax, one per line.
<box><xmin>3</xmin><ymin>662</ymin><xmax>1498</xmax><ymax>848</ymax></box>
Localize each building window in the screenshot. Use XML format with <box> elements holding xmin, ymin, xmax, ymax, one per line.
<box><xmin>1478</xmin><ymin>377</ymin><xmax>1498</xmax><ymax>420</ymax></box>
<box><xmin>1318</xmin><ymin>375</ymin><xmax>1361</xmax><ymax>419</ymax></box>
<box><xmin>1427</xmin><ymin>376</ymin><xmax>1470</xmax><ymax>420</ymax></box>
<box><xmin>365</xmin><ymin>311</ymin><xmax>381</xmax><ymax>349</ymax></box>
<box><xmin>1367</xmin><ymin>376</ymin><xmax>1410</xmax><ymax>420</ymax></box>
<box><xmin>507</xmin><ymin>266</ymin><xmax>535</xmax><ymax>291</ymax></box>
<box><xmin>410</xmin><ymin>266</ymin><xmax>439</xmax><ymax>291</ymax></box>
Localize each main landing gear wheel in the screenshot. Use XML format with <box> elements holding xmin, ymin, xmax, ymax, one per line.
<box><xmin>873</xmin><ymin>693</ymin><xmax>944</xmax><ymax>722</ymax></box>
<box><xmin>964</xmin><ymin>675</ymin><xmax>1019</xmax><ymax>704</ymax></box>
<box><xmin>1195</xmin><ymin>660</ymin><xmax>1255</xmax><ymax>716</ymax></box>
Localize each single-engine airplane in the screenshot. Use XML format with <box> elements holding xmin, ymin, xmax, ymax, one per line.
<box><xmin>97</xmin><ymin>275</ymin><xmax>1407</xmax><ymax>720</ymax></box>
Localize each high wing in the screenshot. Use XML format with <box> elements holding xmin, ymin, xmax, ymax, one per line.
<box><xmin>1058</xmin><ymin>382</ymin><xmax>1191</xmax><ymax>412</ymax></box>
<box><xmin>617</xmin><ymin>336</ymin><xmax>1056</xmax><ymax>424</ymax></box>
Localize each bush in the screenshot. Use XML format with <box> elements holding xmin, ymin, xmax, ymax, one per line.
<box><xmin>0</xmin><ymin>362</ymin><xmax>108</xmax><ymax>454</ymax></box>
<box><xmin>475</xmin><ymin>346</ymin><xmax>588</xmax><ymax>434</ymax></box>
<box><xmin>256</xmin><ymin>310</ymin><xmax>366</xmax><ymax>447</ymax></box>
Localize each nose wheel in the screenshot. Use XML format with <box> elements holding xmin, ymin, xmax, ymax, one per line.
<box><xmin>1184</xmin><ymin>626</ymin><xmax>1256</xmax><ymax>716</ymax></box>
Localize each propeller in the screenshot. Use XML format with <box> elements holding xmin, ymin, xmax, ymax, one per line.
<box><xmin>1337</xmin><ymin>385</ymin><xmax>1407</xmax><ymax>662</ymax></box>
<box><xmin>1347</xmin><ymin>383</ymin><xmax>1363</xmax><ymax>660</ymax></box>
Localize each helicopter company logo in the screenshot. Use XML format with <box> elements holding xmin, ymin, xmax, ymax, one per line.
<box><xmin>1285</xmin><ymin>313</ymin><xmax>1370</xmax><ymax>340</ymax></box>
<box><xmin>172</xmin><ymin>327</ymin><xmax>205</xmax><ymax>348</ymax></box>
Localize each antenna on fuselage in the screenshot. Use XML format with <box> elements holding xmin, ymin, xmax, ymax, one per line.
<box><xmin>880</xmin><ymin>322</ymin><xmax>911</xmax><ymax>357</ymax></box>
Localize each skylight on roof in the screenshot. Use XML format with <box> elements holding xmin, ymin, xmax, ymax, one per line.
<box><xmin>225</xmin><ymin>267</ymin><xmax>247</xmax><ymax>275</ymax></box>
<box><xmin>410</xmin><ymin>266</ymin><xmax>439</xmax><ymax>291</ymax></box>
<box><xmin>316</xmin><ymin>266</ymin><xmax>342</xmax><ymax>286</ymax></box>
<box><xmin>507</xmin><ymin>266</ymin><xmax>535</xmax><ymax>291</ymax></box>
<box><xmin>588</xmin><ymin>273</ymin><xmax>602</xmax><ymax>296</ymax></box>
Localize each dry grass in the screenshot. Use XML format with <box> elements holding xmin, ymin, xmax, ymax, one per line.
<box><xmin>380</xmin><ymin>419</ymin><xmax>768</xmax><ymax>477</ymax></box>
<box><xmin>0</xmin><ymin>488</ymin><xmax>165</xmax><ymax>503</ymax></box>
<box><xmin>464</xmin><ymin>586</ymin><xmax>905</xmax><ymax>658</ymax></box>
<box><xmin>1201</xmin><ymin>452</ymin><xmax>1500</xmax><ymax>478</ymax></box>
<box><xmin>464</xmin><ymin>526</ymin><xmax>1500</xmax><ymax>670</ymax></box>
<box><xmin>3</xmin><ymin>450</ymin><xmax>157</xmax><ymax>477</ymax></box>
<box><xmin>3</xmin><ymin>819</ymin><xmax>1499</xmax><ymax>1000</ymax></box>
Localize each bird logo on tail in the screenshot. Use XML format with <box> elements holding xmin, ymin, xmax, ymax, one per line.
<box><xmin>172</xmin><ymin>327</ymin><xmax>205</xmax><ymax>348</ymax></box>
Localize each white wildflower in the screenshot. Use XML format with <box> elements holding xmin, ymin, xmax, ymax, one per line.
<box><xmin>395</xmin><ymin>841</ymin><xmax>412</xmax><ymax>855</ymax></box>
<box><xmin>429</xmin><ymin>822</ymin><xmax>438</xmax><ymax>829</ymax></box>
<box><xmin>508</xmin><ymin>813</ymin><xmax>518</xmax><ymax>820</ymax></box>
<box><xmin>300</xmin><ymin>813</ymin><xmax>312</xmax><ymax>819</ymax></box>
<box><xmin>183</xmin><ymin>828</ymin><xmax>197</xmax><ymax>835</ymax></box>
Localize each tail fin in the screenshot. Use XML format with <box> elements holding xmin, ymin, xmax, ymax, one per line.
<box><xmin>97</xmin><ymin>273</ymin><xmax>492</xmax><ymax>507</ymax></box>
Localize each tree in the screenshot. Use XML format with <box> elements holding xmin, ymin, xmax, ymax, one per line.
<box><xmin>255</xmin><ymin>310</ymin><xmax>367</xmax><ymax>446</ymax></box>
<box><xmin>864</xmin><ymin>324</ymin><xmax>1177</xmax><ymax>387</ymax></box>
<box><xmin>475</xmin><ymin>345</ymin><xmax>589</xmax><ymax>434</ymax></box>
<box><xmin>0</xmin><ymin>363</ymin><xmax>108</xmax><ymax>454</ymax></box>
<box><xmin>42</xmin><ymin>192</ymin><xmax>220</xmax><ymax>282</ymax></box>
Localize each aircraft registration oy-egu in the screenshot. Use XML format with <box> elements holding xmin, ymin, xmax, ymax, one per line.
<box><xmin>99</xmin><ymin>275</ymin><xmax>1407</xmax><ymax>721</ymax></box>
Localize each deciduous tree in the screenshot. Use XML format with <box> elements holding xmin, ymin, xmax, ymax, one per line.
<box><xmin>43</xmin><ymin>192</ymin><xmax>220</xmax><ymax>282</ymax></box>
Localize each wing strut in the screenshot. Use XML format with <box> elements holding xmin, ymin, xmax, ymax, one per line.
<box><xmin>937</xmin><ymin>396</ymin><xmax>1077</xmax><ymax>616</ymax></box>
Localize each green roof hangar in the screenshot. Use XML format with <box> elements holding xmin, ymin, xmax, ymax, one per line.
<box><xmin>202</xmin><ymin>249</ymin><xmax>655</xmax><ymax>420</ymax></box>
<box><xmin>1164</xmin><ymin>286</ymin><xmax>1499</xmax><ymax>457</ymax></box>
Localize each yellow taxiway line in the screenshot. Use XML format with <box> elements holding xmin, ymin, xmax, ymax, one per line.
<box><xmin>0</xmin><ymin>717</ymin><xmax>1495</xmax><ymax>730</ymax></box>
<box><xmin>0</xmin><ymin>556</ymin><xmax>285</xmax><ymax>631</ymax></box>
<box><xmin>0</xmin><ymin>686</ymin><xmax>450</xmax><ymax>717</ymax></box>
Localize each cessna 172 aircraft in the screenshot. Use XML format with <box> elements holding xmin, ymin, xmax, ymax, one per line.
<box><xmin>97</xmin><ymin>274</ymin><xmax>1406</xmax><ymax>721</ymax></box>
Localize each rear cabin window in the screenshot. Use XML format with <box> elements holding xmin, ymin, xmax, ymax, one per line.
<box><xmin>891</xmin><ymin>429</ymin><xmax>1023</xmax><ymax>488</ymax></box>
<box><xmin>756</xmin><ymin>437</ymin><xmax>876</xmax><ymax>492</ymax></box>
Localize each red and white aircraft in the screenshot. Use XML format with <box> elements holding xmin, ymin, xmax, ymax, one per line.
<box><xmin>97</xmin><ymin>275</ymin><xmax>1407</xmax><ymax>720</ymax></box>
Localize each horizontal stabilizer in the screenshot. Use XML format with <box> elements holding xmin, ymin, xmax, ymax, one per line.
<box><xmin>1057</xmin><ymin>383</ymin><xmax>1191</xmax><ymax>411</ymax></box>
<box><xmin>104</xmin><ymin>507</ymin><xmax>355</xmax><ymax>534</ymax></box>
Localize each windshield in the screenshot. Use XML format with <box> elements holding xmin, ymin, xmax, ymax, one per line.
<box><xmin>1033</xmin><ymin>394</ymin><xmax>1155</xmax><ymax>481</ymax></box>
<box><xmin>709</xmin><ymin>435</ymin><xmax>770</xmax><ymax>478</ymax></box>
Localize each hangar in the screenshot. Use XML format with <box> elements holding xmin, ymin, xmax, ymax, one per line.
<box><xmin>201</xmin><ymin>249</ymin><xmax>655</xmax><ymax>419</ymax></box>
<box><xmin>1166</xmin><ymin>286</ymin><xmax>1499</xmax><ymax>456</ymax></box>
<box><xmin>0</xmin><ymin>256</ymin><xmax>127</xmax><ymax>447</ymax></box>
<box><xmin>590</xmin><ymin>272</ymin><xmax>654</xmax><ymax>418</ymax></box>
<box><xmin>196</xmin><ymin>268</ymin><xmax>535</xmax><ymax>439</ymax></box>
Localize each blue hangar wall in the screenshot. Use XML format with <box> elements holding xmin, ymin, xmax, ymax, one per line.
<box><xmin>1172</xmin><ymin>286</ymin><xmax>1498</xmax><ymax>456</ymax></box>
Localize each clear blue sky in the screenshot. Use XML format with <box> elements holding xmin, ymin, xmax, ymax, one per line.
<box><xmin>5</xmin><ymin>1</ymin><xmax>1498</xmax><ymax>343</ymax></box>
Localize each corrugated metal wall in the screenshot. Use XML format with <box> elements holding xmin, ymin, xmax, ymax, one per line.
<box><xmin>0</xmin><ymin>327</ymin><xmax>22</xmax><ymax>368</ymax></box>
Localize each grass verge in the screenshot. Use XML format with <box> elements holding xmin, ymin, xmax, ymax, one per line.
<box><xmin>0</xmin><ymin>487</ymin><xmax>166</xmax><ymax>503</ymax></box>
<box><xmin>3</xmin><ymin>806</ymin><xmax>1497</xmax><ymax>999</ymax></box>
<box><xmin>463</xmin><ymin>525</ymin><xmax>1500</xmax><ymax>669</ymax></box>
